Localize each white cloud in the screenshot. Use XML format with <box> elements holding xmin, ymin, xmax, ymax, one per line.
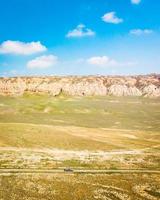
<box><xmin>27</xmin><ymin>55</ymin><xmax>58</xmax><ymax>69</ymax></box>
<box><xmin>102</xmin><ymin>12</ymin><xmax>123</xmax><ymax>24</ymax></box>
<box><xmin>87</xmin><ymin>56</ymin><xmax>117</xmax><ymax>67</ymax></box>
<box><xmin>0</xmin><ymin>40</ymin><xmax>47</xmax><ymax>55</ymax></box>
<box><xmin>131</xmin><ymin>0</ymin><xmax>141</xmax><ymax>5</ymax></box>
<box><xmin>130</xmin><ymin>29</ymin><xmax>153</xmax><ymax>36</ymax></box>
<box><xmin>87</xmin><ymin>56</ymin><xmax>136</xmax><ymax>68</ymax></box>
<box><xmin>66</xmin><ymin>24</ymin><xmax>95</xmax><ymax>38</ymax></box>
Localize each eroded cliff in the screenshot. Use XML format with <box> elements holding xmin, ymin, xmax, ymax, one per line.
<box><xmin>0</xmin><ymin>75</ymin><xmax>159</xmax><ymax>97</ymax></box>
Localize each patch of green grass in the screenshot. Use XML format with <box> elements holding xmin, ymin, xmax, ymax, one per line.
<box><xmin>0</xmin><ymin>95</ymin><xmax>159</xmax><ymax>130</ymax></box>
<box><xmin>0</xmin><ymin>123</ymin><xmax>118</xmax><ymax>150</ymax></box>
<box><xmin>0</xmin><ymin>95</ymin><xmax>159</xmax><ymax>151</ymax></box>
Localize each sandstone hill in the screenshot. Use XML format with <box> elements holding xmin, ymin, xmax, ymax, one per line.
<box><xmin>0</xmin><ymin>74</ymin><xmax>160</xmax><ymax>97</ymax></box>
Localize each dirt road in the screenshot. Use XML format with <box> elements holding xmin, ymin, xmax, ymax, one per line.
<box><xmin>0</xmin><ymin>168</ymin><xmax>159</xmax><ymax>175</ymax></box>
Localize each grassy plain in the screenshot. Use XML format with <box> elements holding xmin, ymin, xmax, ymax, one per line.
<box><xmin>0</xmin><ymin>173</ymin><xmax>160</xmax><ymax>200</ymax></box>
<box><xmin>0</xmin><ymin>94</ymin><xmax>160</xmax><ymax>199</ymax></box>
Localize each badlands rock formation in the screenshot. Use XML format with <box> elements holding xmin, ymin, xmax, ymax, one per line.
<box><xmin>0</xmin><ymin>74</ymin><xmax>159</xmax><ymax>97</ymax></box>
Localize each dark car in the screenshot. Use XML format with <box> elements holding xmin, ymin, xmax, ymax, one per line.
<box><xmin>64</xmin><ymin>168</ymin><xmax>74</xmax><ymax>173</ymax></box>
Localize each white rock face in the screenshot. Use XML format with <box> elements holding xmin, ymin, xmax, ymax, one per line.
<box><xmin>0</xmin><ymin>78</ymin><xmax>26</xmax><ymax>96</ymax></box>
<box><xmin>35</xmin><ymin>82</ymin><xmax>62</xmax><ymax>96</ymax></box>
<box><xmin>108</xmin><ymin>85</ymin><xmax>128</xmax><ymax>96</ymax></box>
<box><xmin>127</xmin><ymin>87</ymin><xmax>142</xmax><ymax>96</ymax></box>
<box><xmin>108</xmin><ymin>85</ymin><xmax>142</xmax><ymax>96</ymax></box>
<box><xmin>0</xmin><ymin>75</ymin><xmax>159</xmax><ymax>97</ymax></box>
<box><xmin>62</xmin><ymin>81</ymin><xmax>107</xmax><ymax>96</ymax></box>
<box><xmin>142</xmin><ymin>84</ymin><xmax>160</xmax><ymax>97</ymax></box>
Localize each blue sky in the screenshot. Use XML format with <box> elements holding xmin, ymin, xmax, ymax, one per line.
<box><xmin>0</xmin><ymin>0</ymin><xmax>160</xmax><ymax>76</ymax></box>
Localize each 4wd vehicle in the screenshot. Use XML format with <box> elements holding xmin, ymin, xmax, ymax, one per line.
<box><xmin>64</xmin><ymin>168</ymin><xmax>74</xmax><ymax>173</ymax></box>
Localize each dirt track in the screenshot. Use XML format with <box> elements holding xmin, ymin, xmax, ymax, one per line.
<box><xmin>0</xmin><ymin>168</ymin><xmax>160</xmax><ymax>174</ymax></box>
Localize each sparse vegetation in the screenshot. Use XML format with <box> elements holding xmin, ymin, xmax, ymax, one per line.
<box><xmin>0</xmin><ymin>95</ymin><xmax>159</xmax><ymax>199</ymax></box>
<box><xmin>0</xmin><ymin>173</ymin><xmax>160</xmax><ymax>200</ymax></box>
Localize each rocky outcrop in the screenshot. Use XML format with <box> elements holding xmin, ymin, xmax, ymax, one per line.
<box><xmin>107</xmin><ymin>85</ymin><xmax>142</xmax><ymax>96</ymax></box>
<box><xmin>62</xmin><ymin>79</ymin><xmax>107</xmax><ymax>96</ymax></box>
<box><xmin>0</xmin><ymin>74</ymin><xmax>159</xmax><ymax>97</ymax></box>
<box><xmin>141</xmin><ymin>84</ymin><xmax>160</xmax><ymax>97</ymax></box>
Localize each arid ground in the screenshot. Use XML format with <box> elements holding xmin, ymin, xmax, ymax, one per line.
<box><xmin>0</xmin><ymin>94</ymin><xmax>160</xmax><ymax>199</ymax></box>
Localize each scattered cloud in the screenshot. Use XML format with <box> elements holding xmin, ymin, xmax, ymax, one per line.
<box><xmin>0</xmin><ymin>40</ymin><xmax>47</xmax><ymax>55</ymax></box>
<box><xmin>102</xmin><ymin>12</ymin><xmax>123</xmax><ymax>24</ymax></box>
<box><xmin>130</xmin><ymin>29</ymin><xmax>153</xmax><ymax>36</ymax></box>
<box><xmin>66</xmin><ymin>24</ymin><xmax>95</xmax><ymax>38</ymax></box>
<box><xmin>87</xmin><ymin>56</ymin><xmax>117</xmax><ymax>67</ymax></box>
<box><xmin>131</xmin><ymin>0</ymin><xmax>141</xmax><ymax>5</ymax></box>
<box><xmin>27</xmin><ymin>55</ymin><xmax>58</xmax><ymax>69</ymax></box>
<box><xmin>87</xmin><ymin>56</ymin><xmax>137</xmax><ymax>68</ymax></box>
